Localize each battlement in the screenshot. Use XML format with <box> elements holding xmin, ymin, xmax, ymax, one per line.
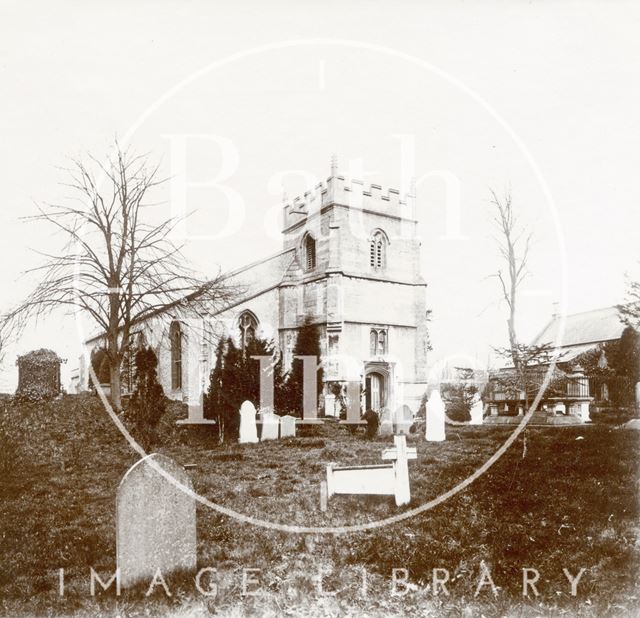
<box><xmin>282</xmin><ymin>173</ymin><xmax>416</xmax><ymax>232</ymax></box>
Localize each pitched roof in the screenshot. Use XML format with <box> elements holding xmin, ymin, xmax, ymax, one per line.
<box><xmin>85</xmin><ymin>248</ymin><xmax>296</xmax><ymax>343</ymax></box>
<box><xmin>531</xmin><ymin>306</ymin><xmax>626</xmax><ymax>348</ymax></box>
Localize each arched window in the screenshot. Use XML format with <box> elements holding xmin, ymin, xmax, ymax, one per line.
<box><xmin>369</xmin><ymin>230</ymin><xmax>387</xmax><ymax>269</ymax></box>
<box><xmin>378</xmin><ymin>330</ymin><xmax>387</xmax><ymax>355</ymax></box>
<box><xmin>238</xmin><ymin>311</ymin><xmax>258</xmax><ymax>350</ymax></box>
<box><xmin>370</xmin><ymin>329</ymin><xmax>378</xmax><ymax>356</ymax></box>
<box><xmin>370</xmin><ymin>328</ymin><xmax>388</xmax><ymax>356</ymax></box>
<box><xmin>304</xmin><ymin>234</ymin><xmax>316</xmax><ymax>271</ymax></box>
<box><xmin>170</xmin><ymin>321</ymin><xmax>182</xmax><ymax>390</ymax></box>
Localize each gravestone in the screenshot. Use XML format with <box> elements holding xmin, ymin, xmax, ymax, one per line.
<box><xmin>116</xmin><ymin>453</ymin><xmax>196</xmax><ymax>588</ymax></box>
<box><xmin>326</xmin><ymin>435</ymin><xmax>417</xmax><ymax>507</ymax></box>
<box><xmin>469</xmin><ymin>397</ymin><xmax>484</xmax><ymax>425</ymax></box>
<box><xmin>239</xmin><ymin>400</ymin><xmax>259</xmax><ymax>443</ymax></box>
<box><xmin>426</xmin><ymin>390</ymin><xmax>446</xmax><ymax>442</ymax></box>
<box><xmin>260</xmin><ymin>411</ymin><xmax>280</xmax><ymax>441</ymax></box>
<box><xmin>554</xmin><ymin>402</ymin><xmax>567</xmax><ymax>415</ymax></box>
<box><xmin>394</xmin><ymin>405</ymin><xmax>413</xmax><ymax>435</ymax></box>
<box><xmin>280</xmin><ymin>415</ymin><xmax>297</xmax><ymax>438</ymax></box>
<box><xmin>378</xmin><ymin>408</ymin><xmax>394</xmax><ymax>436</ymax></box>
<box><xmin>578</xmin><ymin>402</ymin><xmax>591</xmax><ymax>422</ymax></box>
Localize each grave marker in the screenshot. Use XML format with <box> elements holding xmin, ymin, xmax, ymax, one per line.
<box><xmin>280</xmin><ymin>415</ymin><xmax>297</xmax><ymax>438</ymax></box>
<box><xmin>554</xmin><ymin>402</ymin><xmax>567</xmax><ymax>415</ymax></box>
<box><xmin>378</xmin><ymin>408</ymin><xmax>394</xmax><ymax>436</ymax></box>
<box><xmin>260</xmin><ymin>411</ymin><xmax>279</xmax><ymax>441</ymax></box>
<box><xmin>394</xmin><ymin>404</ymin><xmax>413</xmax><ymax>435</ymax></box>
<box><xmin>116</xmin><ymin>453</ymin><xmax>196</xmax><ymax>588</ymax></box>
<box><xmin>426</xmin><ymin>389</ymin><xmax>446</xmax><ymax>442</ymax></box>
<box><xmin>239</xmin><ymin>401</ymin><xmax>259</xmax><ymax>444</ymax></box>
<box><xmin>326</xmin><ymin>435</ymin><xmax>417</xmax><ymax>507</ymax></box>
<box><xmin>469</xmin><ymin>397</ymin><xmax>484</xmax><ymax>425</ymax></box>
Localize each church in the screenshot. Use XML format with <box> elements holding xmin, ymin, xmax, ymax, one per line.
<box><xmin>83</xmin><ymin>165</ymin><xmax>430</xmax><ymax>416</ymax></box>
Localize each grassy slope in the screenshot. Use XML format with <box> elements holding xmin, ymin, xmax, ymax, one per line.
<box><xmin>0</xmin><ymin>394</ymin><xmax>638</xmax><ymax>617</ymax></box>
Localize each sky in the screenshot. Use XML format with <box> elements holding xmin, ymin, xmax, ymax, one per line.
<box><xmin>1</xmin><ymin>0</ymin><xmax>639</xmax><ymax>390</ymax></box>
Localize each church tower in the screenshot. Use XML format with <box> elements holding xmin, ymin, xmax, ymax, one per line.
<box><xmin>278</xmin><ymin>160</ymin><xmax>429</xmax><ymax>413</ymax></box>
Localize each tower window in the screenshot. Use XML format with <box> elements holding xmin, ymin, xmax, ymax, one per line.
<box><xmin>369</xmin><ymin>230</ymin><xmax>387</xmax><ymax>269</ymax></box>
<box><xmin>304</xmin><ymin>234</ymin><xmax>316</xmax><ymax>271</ymax></box>
<box><xmin>370</xmin><ymin>328</ymin><xmax>388</xmax><ymax>355</ymax></box>
<box><xmin>170</xmin><ymin>321</ymin><xmax>182</xmax><ymax>390</ymax></box>
<box><xmin>238</xmin><ymin>311</ymin><xmax>258</xmax><ymax>350</ymax></box>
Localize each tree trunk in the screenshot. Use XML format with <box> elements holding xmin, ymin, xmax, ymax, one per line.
<box><xmin>110</xmin><ymin>362</ymin><xmax>122</xmax><ymax>411</ymax></box>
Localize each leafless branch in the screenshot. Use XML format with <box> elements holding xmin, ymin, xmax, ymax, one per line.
<box><xmin>0</xmin><ymin>142</ymin><xmax>237</xmax><ymax>409</ymax></box>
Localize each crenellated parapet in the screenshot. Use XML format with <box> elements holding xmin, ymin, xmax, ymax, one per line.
<box><xmin>282</xmin><ymin>173</ymin><xmax>416</xmax><ymax>232</ymax></box>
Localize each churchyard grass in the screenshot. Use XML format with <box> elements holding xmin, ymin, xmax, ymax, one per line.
<box><xmin>1</xmin><ymin>394</ymin><xmax>638</xmax><ymax>617</ymax></box>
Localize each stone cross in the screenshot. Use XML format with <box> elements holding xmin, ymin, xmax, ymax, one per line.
<box><xmin>116</xmin><ymin>453</ymin><xmax>197</xmax><ymax>588</ymax></box>
<box><xmin>326</xmin><ymin>435</ymin><xmax>417</xmax><ymax>507</ymax></box>
<box><xmin>426</xmin><ymin>389</ymin><xmax>446</xmax><ymax>442</ymax></box>
<box><xmin>239</xmin><ymin>400</ymin><xmax>259</xmax><ymax>443</ymax></box>
<box><xmin>382</xmin><ymin>435</ymin><xmax>417</xmax><ymax>505</ymax></box>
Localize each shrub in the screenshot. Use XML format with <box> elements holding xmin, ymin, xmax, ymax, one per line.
<box><xmin>14</xmin><ymin>349</ymin><xmax>63</xmax><ymax>403</ymax></box>
<box><xmin>90</xmin><ymin>346</ymin><xmax>111</xmax><ymax>385</ymax></box>
<box><xmin>282</xmin><ymin>319</ymin><xmax>323</xmax><ymax>417</ymax></box>
<box><xmin>126</xmin><ymin>347</ymin><xmax>166</xmax><ymax>450</ymax></box>
<box><xmin>441</xmin><ymin>382</ymin><xmax>477</xmax><ymax>422</ymax></box>
<box><xmin>363</xmin><ymin>409</ymin><xmax>379</xmax><ymax>439</ymax></box>
<box><xmin>205</xmin><ymin>336</ymin><xmax>283</xmax><ymax>443</ymax></box>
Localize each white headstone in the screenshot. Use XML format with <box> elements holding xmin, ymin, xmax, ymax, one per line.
<box><xmin>116</xmin><ymin>453</ymin><xmax>196</xmax><ymax>588</ymax></box>
<box><xmin>469</xmin><ymin>397</ymin><xmax>484</xmax><ymax>425</ymax></box>
<box><xmin>260</xmin><ymin>411</ymin><xmax>279</xmax><ymax>441</ymax></box>
<box><xmin>239</xmin><ymin>400</ymin><xmax>259</xmax><ymax>443</ymax></box>
<box><xmin>324</xmin><ymin>394</ymin><xmax>337</xmax><ymax>418</ymax></box>
<box><xmin>426</xmin><ymin>390</ymin><xmax>446</xmax><ymax>442</ymax></box>
<box><xmin>394</xmin><ymin>404</ymin><xmax>413</xmax><ymax>435</ymax></box>
<box><xmin>379</xmin><ymin>408</ymin><xmax>394</xmax><ymax>436</ymax></box>
<box><xmin>579</xmin><ymin>401</ymin><xmax>591</xmax><ymax>423</ymax></box>
<box><xmin>280</xmin><ymin>415</ymin><xmax>297</xmax><ymax>438</ymax></box>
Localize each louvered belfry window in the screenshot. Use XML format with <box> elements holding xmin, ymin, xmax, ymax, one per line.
<box><xmin>304</xmin><ymin>234</ymin><xmax>316</xmax><ymax>271</ymax></box>
<box><xmin>370</xmin><ymin>231</ymin><xmax>386</xmax><ymax>269</ymax></box>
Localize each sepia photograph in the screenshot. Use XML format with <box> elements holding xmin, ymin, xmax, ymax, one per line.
<box><xmin>0</xmin><ymin>2</ymin><xmax>639</xmax><ymax>616</ymax></box>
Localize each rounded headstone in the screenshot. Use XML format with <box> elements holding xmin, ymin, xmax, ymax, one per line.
<box><xmin>426</xmin><ymin>390</ymin><xmax>446</xmax><ymax>441</ymax></box>
<box><xmin>116</xmin><ymin>453</ymin><xmax>196</xmax><ymax>588</ymax></box>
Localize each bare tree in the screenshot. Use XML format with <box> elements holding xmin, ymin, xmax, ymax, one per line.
<box><xmin>619</xmin><ymin>272</ymin><xmax>640</xmax><ymax>330</ymax></box>
<box><xmin>488</xmin><ymin>189</ymin><xmax>556</xmax><ymax>410</ymax></box>
<box><xmin>1</xmin><ymin>143</ymin><xmax>236</xmax><ymax>410</ymax></box>
<box><xmin>490</xmin><ymin>189</ymin><xmax>532</xmax><ymax>373</ymax></box>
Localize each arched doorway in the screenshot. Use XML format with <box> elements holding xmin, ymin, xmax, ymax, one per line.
<box><xmin>365</xmin><ymin>371</ymin><xmax>385</xmax><ymax>412</ymax></box>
